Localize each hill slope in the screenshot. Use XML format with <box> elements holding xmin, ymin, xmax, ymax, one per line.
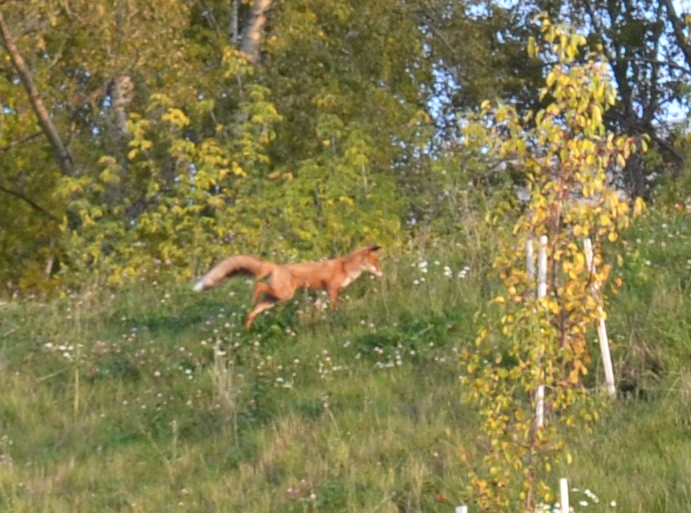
<box><xmin>1</xmin><ymin>211</ymin><xmax>689</xmax><ymax>512</ymax></box>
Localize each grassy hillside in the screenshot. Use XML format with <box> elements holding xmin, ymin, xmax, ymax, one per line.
<box><xmin>0</xmin><ymin>209</ymin><xmax>689</xmax><ymax>513</ymax></box>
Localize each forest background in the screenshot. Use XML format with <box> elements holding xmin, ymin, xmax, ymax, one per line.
<box><xmin>2</xmin><ymin>0</ymin><xmax>691</xmax><ymax>292</ymax></box>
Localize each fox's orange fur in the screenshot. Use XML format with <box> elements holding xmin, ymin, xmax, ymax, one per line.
<box><xmin>194</xmin><ymin>245</ymin><xmax>383</xmax><ymax>328</ymax></box>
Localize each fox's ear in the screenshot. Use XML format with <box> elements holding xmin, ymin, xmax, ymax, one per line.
<box><xmin>370</xmin><ymin>244</ymin><xmax>382</xmax><ymax>252</ymax></box>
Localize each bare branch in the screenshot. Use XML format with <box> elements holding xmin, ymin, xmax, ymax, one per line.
<box><xmin>0</xmin><ymin>183</ymin><xmax>61</xmax><ymax>223</ymax></box>
<box><xmin>201</xmin><ymin>3</ymin><xmax>221</xmax><ymax>38</ymax></box>
<box><xmin>0</xmin><ymin>9</ymin><xmax>73</xmax><ymax>175</ymax></box>
<box><xmin>0</xmin><ymin>130</ymin><xmax>42</xmax><ymax>152</ymax></box>
<box><xmin>661</xmin><ymin>0</ymin><xmax>691</xmax><ymax>69</ymax></box>
<box><xmin>418</xmin><ymin>14</ymin><xmax>457</xmax><ymax>57</ymax></box>
<box><xmin>623</xmin><ymin>55</ymin><xmax>691</xmax><ymax>76</ymax></box>
<box><xmin>581</xmin><ymin>0</ymin><xmax>616</xmax><ymax>64</ymax></box>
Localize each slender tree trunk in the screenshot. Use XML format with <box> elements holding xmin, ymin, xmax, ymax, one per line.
<box><xmin>44</xmin><ymin>238</ymin><xmax>56</xmax><ymax>278</ymax></box>
<box><xmin>109</xmin><ymin>75</ymin><xmax>134</xmax><ymax>139</ymax></box>
<box><xmin>240</xmin><ymin>0</ymin><xmax>273</xmax><ymax>64</ymax></box>
<box><xmin>0</xmin><ymin>9</ymin><xmax>73</xmax><ymax>176</ymax></box>
<box><xmin>230</xmin><ymin>0</ymin><xmax>240</xmax><ymax>45</ymax></box>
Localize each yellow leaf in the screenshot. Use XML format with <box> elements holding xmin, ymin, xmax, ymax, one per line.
<box><xmin>592</xmin><ymin>105</ymin><xmax>602</xmax><ymax>127</ymax></box>
<box><xmin>527</xmin><ymin>36</ymin><xmax>537</xmax><ymax>58</ymax></box>
<box><xmin>547</xmin><ymin>300</ymin><xmax>561</xmax><ymax>315</ymax></box>
<box><xmin>232</xmin><ymin>162</ymin><xmax>246</xmax><ymax>177</ymax></box>
<box><xmin>608</xmin><ymin>231</ymin><xmax>618</xmax><ymax>242</ymax></box>
<box><xmin>634</xmin><ymin>197</ymin><xmax>645</xmax><ymax>218</ymax></box>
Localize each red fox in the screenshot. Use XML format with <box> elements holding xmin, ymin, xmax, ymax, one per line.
<box><xmin>194</xmin><ymin>245</ymin><xmax>383</xmax><ymax>329</ymax></box>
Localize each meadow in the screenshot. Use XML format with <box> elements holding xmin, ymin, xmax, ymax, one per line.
<box><xmin>0</xmin><ymin>207</ymin><xmax>690</xmax><ymax>513</ymax></box>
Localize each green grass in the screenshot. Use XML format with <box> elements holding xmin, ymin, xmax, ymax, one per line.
<box><xmin>1</xmin><ymin>211</ymin><xmax>690</xmax><ymax>512</ymax></box>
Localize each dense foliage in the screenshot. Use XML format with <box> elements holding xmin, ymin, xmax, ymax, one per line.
<box><xmin>3</xmin><ymin>0</ymin><xmax>691</xmax><ymax>294</ymax></box>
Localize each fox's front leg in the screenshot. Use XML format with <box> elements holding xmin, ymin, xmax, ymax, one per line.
<box><xmin>327</xmin><ymin>285</ymin><xmax>341</xmax><ymax>308</ymax></box>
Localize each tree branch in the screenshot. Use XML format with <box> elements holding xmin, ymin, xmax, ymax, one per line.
<box><xmin>661</xmin><ymin>0</ymin><xmax>691</xmax><ymax>69</ymax></box>
<box><xmin>418</xmin><ymin>14</ymin><xmax>457</xmax><ymax>57</ymax></box>
<box><xmin>0</xmin><ymin>130</ymin><xmax>42</xmax><ymax>152</ymax></box>
<box><xmin>0</xmin><ymin>183</ymin><xmax>61</xmax><ymax>223</ymax></box>
<box><xmin>581</xmin><ymin>0</ymin><xmax>616</xmax><ymax>64</ymax></box>
<box><xmin>0</xmin><ymin>9</ymin><xmax>73</xmax><ymax>175</ymax></box>
<box><xmin>623</xmin><ymin>55</ymin><xmax>691</xmax><ymax>76</ymax></box>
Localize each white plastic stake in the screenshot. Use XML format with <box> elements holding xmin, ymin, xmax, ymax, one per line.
<box><xmin>560</xmin><ymin>477</ymin><xmax>570</xmax><ymax>513</ymax></box>
<box><xmin>537</xmin><ymin>235</ymin><xmax>547</xmax><ymax>299</ymax></box>
<box><xmin>535</xmin><ymin>235</ymin><xmax>548</xmax><ymax>428</ymax></box>
<box><xmin>455</xmin><ymin>506</ymin><xmax>468</xmax><ymax>513</ymax></box>
<box><xmin>536</xmin><ymin>384</ymin><xmax>545</xmax><ymax>428</ymax></box>
<box><xmin>583</xmin><ymin>238</ymin><xmax>616</xmax><ymax>397</ymax></box>
<box><xmin>526</xmin><ymin>237</ymin><xmax>535</xmax><ymax>284</ymax></box>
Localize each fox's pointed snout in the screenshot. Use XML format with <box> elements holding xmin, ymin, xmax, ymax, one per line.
<box><xmin>362</xmin><ymin>262</ymin><xmax>383</xmax><ymax>278</ymax></box>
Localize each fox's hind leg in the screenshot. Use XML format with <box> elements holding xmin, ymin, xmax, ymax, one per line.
<box><xmin>245</xmin><ymin>284</ymin><xmax>295</xmax><ymax>329</ymax></box>
<box><xmin>245</xmin><ymin>299</ymin><xmax>278</xmax><ymax>329</ymax></box>
<box><xmin>252</xmin><ymin>282</ymin><xmax>271</xmax><ymax>303</ymax></box>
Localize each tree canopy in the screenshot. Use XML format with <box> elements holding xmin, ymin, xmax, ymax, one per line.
<box><xmin>1</xmin><ymin>0</ymin><xmax>690</xmax><ymax>293</ymax></box>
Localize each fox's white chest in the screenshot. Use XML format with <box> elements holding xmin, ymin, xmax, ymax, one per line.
<box><xmin>340</xmin><ymin>269</ymin><xmax>362</xmax><ymax>289</ymax></box>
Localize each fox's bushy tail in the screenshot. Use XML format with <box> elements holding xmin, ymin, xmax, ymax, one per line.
<box><xmin>193</xmin><ymin>255</ymin><xmax>274</xmax><ymax>292</ymax></box>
